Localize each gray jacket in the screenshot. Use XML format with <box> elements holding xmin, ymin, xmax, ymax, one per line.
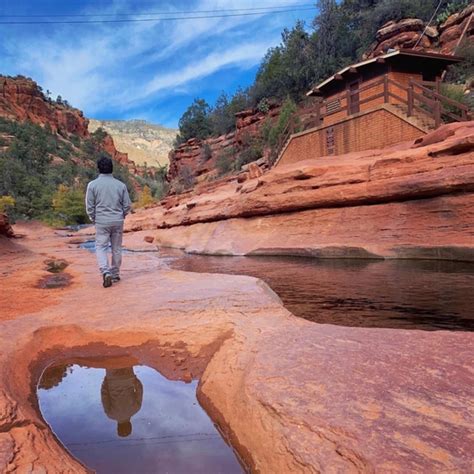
<box><xmin>85</xmin><ymin>174</ymin><xmax>132</xmax><ymax>225</ymax></box>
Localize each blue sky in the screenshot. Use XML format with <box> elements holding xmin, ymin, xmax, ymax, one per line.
<box><xmin>0</xmin><ymin>1</ymin><xmax>316</xmax><ymax>128</ymax></box>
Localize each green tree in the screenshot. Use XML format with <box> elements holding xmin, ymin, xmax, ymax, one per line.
<box><xmin>135</xmin><ymin>185</ymin><xmax>155</xmax><ymax>208</ymax></box>
<box><xmin>176</xmin><ymin>98</ymin><xmax>213</xmax><ymax>144</ymax></box>
<box><xmin>52</xmin><ymin>184</ymin><xmax>88</xmax><ymax>224</ymax></box>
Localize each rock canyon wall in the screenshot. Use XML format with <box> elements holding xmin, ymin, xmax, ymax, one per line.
<box><xmin>365</xmin><ymin>4</ymin><xmax>473</xmax><ymax>58</ymax></box>
<box><xmin>126</xmin><ymin>122</ymin><xmax>474</xmax><ymax>261</ymax></box>
<box><xmin>0</xmin><ymin>75</ymin><xmax>154</xmax><ymax>180</ymax></box>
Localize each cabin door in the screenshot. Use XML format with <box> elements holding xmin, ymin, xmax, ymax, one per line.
<box><xmin>348</xmin><ymin>80</ymin><xmax>360</xmax><ymax>114</ymax></box>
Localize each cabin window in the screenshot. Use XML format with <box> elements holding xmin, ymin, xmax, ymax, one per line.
<box><xmin>326</xmin><ymin>98</ymin><xmax>341</xmax><ymax>114</ymax></box>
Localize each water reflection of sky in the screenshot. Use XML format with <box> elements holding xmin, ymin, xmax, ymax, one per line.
<box><xmin>38</xmin><ymin>364</ymin><xmax>242</xmax><ymax>474</ymax></box>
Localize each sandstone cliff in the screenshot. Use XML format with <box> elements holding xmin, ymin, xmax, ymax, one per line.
<box><xmin>126</xmin><ymin>121</ymin><xmax>474</xmax><ymax>262</ymax></box>
<box><xmin>89</xmin><ymin>119</ymin><xmax>176</xmax><ymax>167</ymax></box>
<box><xmin>365</xmin><ymin>4</ymin><xmax>473</xmax><ymax>58</ymax></box>
<box><xmin>0</xmin><ymin>75</ymin><xmax>157</xmax><ymax>183</ymax></box>
<box><xmin>0</xmin><ymin>75</ymin><xmax>89</xmax><ymax>137</ymax></box>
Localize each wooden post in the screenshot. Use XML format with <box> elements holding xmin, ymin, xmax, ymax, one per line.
<box><xmin>383</xmin><ymin>74</ymin><xmax>389</xmax><ymax>103</ymax></box>
<box><xmin>435</xmin><ymin>77</ymin><xmax>441</xmax><ymax>95</ymax></box>
<box><xmin>434</xmin><ymin>99</ymin><xmax>441</xmax><ymax>128</ymax></box>
<box><xmin>316</xmin><ymin>100</ymin><xmax>321</xmax><ymax>126</ymax></box>
<box><xmin>346</xmin><ymin>89</ymin><xmax>351</xmax><ymax>116</ymax></box>
<box><xmin>407</xmin><ymin>82</ymin><xmax>413</xmax><ymax>117</ymax></box>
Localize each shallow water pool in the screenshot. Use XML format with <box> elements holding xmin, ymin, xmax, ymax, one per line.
<box><xmin>38</xmin><ymin>361</ymin><xmax>243</xmax><ymax>474</ymax></box>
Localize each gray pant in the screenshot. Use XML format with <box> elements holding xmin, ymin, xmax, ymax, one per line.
<box><xmin>95</xmin><ymin>223</ymin><xmax>123</xmax><ymax>276</ymax></box>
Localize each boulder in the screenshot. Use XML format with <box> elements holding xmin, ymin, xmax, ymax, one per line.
<box><xmin>0</xmin><ymin>214</ymin><xmax>14</xmax><ymax>238</ymax></box>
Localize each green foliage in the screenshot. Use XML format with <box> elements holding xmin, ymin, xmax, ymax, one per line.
<box><xmin>91</xmin><ymin>127</ymin><xmax>108</xmax><ymax>141</ymax></box>
<box><xmin>136</xmin><ymin>165</ymin><xmax>169</xmax><ymax>200</ymax></box>
<box><xmin>440</xmin><ymin>83</ymin><xmax>472</xmax><ymax>120</ymax></box>
<box><xmin>0</xmin><ymin>195</ymin><xmax>15</xmax><ymax>214</ymax></box>
<box><xmin>209</xmin><ymin>89</ymin><xmax>252</xmax><ymax>137</ymax></box>
<box><xmin>216</xmin><ymin>147</ymin><xmax>236</xmax><ymax>176</ymax></box>
<box><xmin>257</xmin><ymin>98</ymin><xmax>271</xmax><ymax>114</ymax></box>
<box><xmin>445</xmin><ymin>40</ymin><xmax>474</xmax><ymax>85</ymax></box>
<box><xmin>436</xmin><ymin>0</ymin><xmax>469</xmax><ymax>25</ymax></box>
<box><xmin>176</xmin><ymin>166</ymin><xmax>196</xmax><ymax>192</ymax></box>
<box><xmin>134</xmin><ymin>185</ymin><xmax>155</xmax><ymax>208</ymax></box>
<box><xmin>0</xmin><ymin>117</ymin><xmax>137</xmax><ymax>223</ymax></box>
<box><xmin>267</xmin><ymin>98</ymin><xmax>298</xmax><ymax>148</ymax></box>
<box><xmin>234</xmin><ymin>140</ymin><xmax>263</xmax><ymax>171</ymax></box>
<box><xmin>202</xmin><ymin>143</ymin><xmax>213</xmax><ymax>161</ymax></box>
<box><xmin>52</xmin><ymin>184</ymin><xmax>88</xmax><ymax>225</ymax></box>
<box><xmin>177</xmin><ymin>98</ymin><xmax>213</xmax><ymax>143</ymax></box>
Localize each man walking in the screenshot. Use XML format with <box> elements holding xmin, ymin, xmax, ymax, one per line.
<box><xmin>86</xmin><ymin>156</ymin><xmax>132</xmax><ymax>288</ymax></box>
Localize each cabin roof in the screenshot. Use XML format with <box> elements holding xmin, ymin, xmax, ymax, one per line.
<box><xmin>307</xmin><ymin>49</ymin><xmax>463</xmax><ymax>96</ymax></box>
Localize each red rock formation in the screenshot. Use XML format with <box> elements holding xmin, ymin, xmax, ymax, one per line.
<box><xmin>125</xmin><ymin>122</ymin><xmax>474</xmax><ymax>261</ymax></box>
<box><xmin>365</xmin><ymin>4</ymin><xmax>473</xmax><ymax>58</ymax></box>
<box><xmin>0</xmin><ymin>75</ymin><xmax>156</xmax><ymax>184</ymax></box>
<box><xmin>0</xmin><ymin>75</ymin><xmax>89</xmax><ymax>137</ymax></box>
<box><xmin>438</xmin><ymin>4</ymin><xmax>474</xmax><ymax>54</ymax></box>
<box><xmin>167</xmin><ymin>104</ymin><xmax>280</xmax><ymax>191</ymax></box>
<box><xmin>0</xmin><ymin>223</ymin><xmax>472</xmax><ymax>472</ymax></box>
<box><xmin>0</xmin><ymin>213</ymin><xmax>14</xmax><ymax>238</ymax></box>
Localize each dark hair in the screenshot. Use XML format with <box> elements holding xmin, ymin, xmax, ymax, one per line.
<box><xmin>97</xmin><ymin>155</ymin><xmax>113</xmax><ymax>174</ymax></box>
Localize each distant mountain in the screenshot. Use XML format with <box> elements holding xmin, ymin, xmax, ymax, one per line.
<box><xmin>89</xmin><ymin>119</ymin><xmax>177</xmax><ymax>168</ymax></box>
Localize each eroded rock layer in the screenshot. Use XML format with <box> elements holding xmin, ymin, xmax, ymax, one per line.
<box><xmin>365</xmin><ymin>4</ymin><xmax>474</xmax><ymax>58</ymax></box>
<box><xmin>124</xmin><ymin>122</ymin><xmax>474</xmax><ymax>261</ymax></box>
<box><xmin>0</xmin><ymin>224</ymin><xmax>472</xmax><ymax>472</ymax></box>
<box><xmin>0</xmin><ymin>75</ymin><xmax>154</xmax><ymax>181</ymax></box>
<box><xmin>0</xmin><ymin>76</ymin><xmax>89</xmax><ymax>137</ymax></box>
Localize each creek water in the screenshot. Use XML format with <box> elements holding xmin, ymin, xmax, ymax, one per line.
<box><xmin>166</xmin><ymin>252</ymin><xmax>474</xmax><ymax>331</ymax></box>
<box><xmin>79</xmin><ymin>240</ymin><xmax>474</xmax><ymax>331</ymax></box>
<box><xmin>37</xmin><ymin>362</ymin><xmax>243</xmax><ymax>474</ymax></box>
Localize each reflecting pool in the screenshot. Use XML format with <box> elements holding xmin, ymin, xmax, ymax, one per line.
<box><xmin>38</xmin><ymin>361</ymin><xmax>243</xmax><ymax>474</ymax></box>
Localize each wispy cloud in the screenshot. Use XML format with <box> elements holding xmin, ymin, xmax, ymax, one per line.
<box><xmin>0</xmin><ymin>0</ymin><xmax>315</xmax><ymax>125</ymax></box>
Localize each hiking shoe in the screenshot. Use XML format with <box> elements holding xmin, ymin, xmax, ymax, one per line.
<box><xmin>103</xmin><ymin>272</ymin><xmax>113</xmax><ymax>288</ymax></box>
<box><xmin>112</xmin><ymin>275</ymin><xmax>121</xmax><ymax>283</ymax></box>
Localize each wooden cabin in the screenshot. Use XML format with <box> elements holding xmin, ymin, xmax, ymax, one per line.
<box><xmin>276</xmin><ymin>49</ymin><xmax>469</xmax><ymax>167</ymax></box>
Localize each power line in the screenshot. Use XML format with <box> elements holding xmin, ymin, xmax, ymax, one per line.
<box><xmin>0</xmin><ymin>7</ymin><xmax>317</xmax><ymax>25</ymax></box>
<box><xmin>0</xmin><ymin>3</ymin><xmax>316</xmax><ymax>18</ymax></box>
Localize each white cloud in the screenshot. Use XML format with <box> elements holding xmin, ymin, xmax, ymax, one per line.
<box><xmin>1</xmin><ymin>0</ymin><xmax>314</xmax><ymax>120</ymax></box>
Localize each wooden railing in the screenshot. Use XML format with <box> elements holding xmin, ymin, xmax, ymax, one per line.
<box><xmin>311</xmin><ymin>74</ymin><xmax>471</xmax><ymax>129</ymax></box>
<box><xmin>271</xmin><ymin>75</ymin><xmax>471</xmax><ymax>164</ymax></box>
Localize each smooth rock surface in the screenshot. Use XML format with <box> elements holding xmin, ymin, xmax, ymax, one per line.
<box><xmin>124</xmin><ymin>122</ymin><xmax>474</xmax><ymax>261</ymax></box>
<box><xmin>0</xmin><ymin>223</ymin><xmax>473</xmax><ymax>473</ymax></box>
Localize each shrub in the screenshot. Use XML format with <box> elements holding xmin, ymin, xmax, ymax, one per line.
<box><xmin>202</xmin><ymin>143</ymin><xmax>213</xmax><ymax>161</ymax></box>
<box><xmin>177</xmin><ymin>166</ymin><xmax>196</xmax><ymax>191</ymax></box>
<box><xmin>52</xmin><ymin>184</ymin><xmax>88</xmax><ymax>225</ymax></box>
<box><xmin>436</xmin><ymin>0</ymin><xmax>469</xmax><ymax>25</ymax></box>
<box><xmin>135</xmin><ymin>185</ymin><xmax>155</xmax><ymax>208</ymax></box>
<box><xmin>440</xmin><ymin>84</ymin><xmax>471</xmax><ymax>121</ymax></box>
<box><xmin>257</xmin><ymin>98</ymin><xmax>271</xmax><ymax>114</ymax></box>
<box><xmin>445</xmin><ymin>40</ymin><xmax>474</xmax><ymax>85</ymax></box>
<box><xmin>234</xmin><ymin>140</ymin><xmax>264</xmax><ymax>171</ymax></box>
<box><xmin>267</xmin><ymin>97</ymin><xmax>298</xmax><ymax>148</ymax></box>
<box><xmin>0</xmin><ymin>195</ymin><xmax>15</xmax><ymax>214</ymax></box>
<box><xmin>216</xmin><ymin>147</ymin><xmax>236</xmax><ymax>176</ymax></box>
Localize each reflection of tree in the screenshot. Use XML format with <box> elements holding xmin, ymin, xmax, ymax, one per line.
<box><xmin>39</xmin><ymin>364</ymin><xmax>72</xmax><ymax>390</ymax></box>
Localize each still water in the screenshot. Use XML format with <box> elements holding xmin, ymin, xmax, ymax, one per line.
<box><xmin>38</xmin><ymin>362</ymin><xmax>243</xmax><ymax>474</ymax></box>
<box><xmin>79</xmin><ymin>240</ymin><xmax>474</xmax><ymax>331</ymax></box>
<box><xmin>167</xmin><ymin>253</ymin><xmax>474</xmax><ymax>331</ymax></box>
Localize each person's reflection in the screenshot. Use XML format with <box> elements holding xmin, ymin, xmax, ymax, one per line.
<box><xmin>100</xmin><ymin>367</ymin><xmax>143</xmax><ymax>437</ymax></box>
